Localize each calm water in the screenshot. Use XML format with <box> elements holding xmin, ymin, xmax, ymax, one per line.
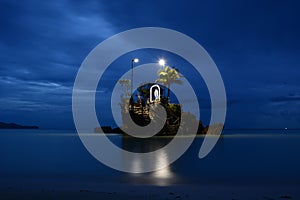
<box><xmin>0</xmin><ymin>129</ymin><xmax>300</xmax><ymax>187</ymax></box>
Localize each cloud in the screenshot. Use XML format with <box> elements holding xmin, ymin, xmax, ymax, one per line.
<box><xmin>0</xmin><ymin>0</ymin><xmax>117</xmax><ymax>67</ymax></box>
<box><xmin>270</xmin><ymin>95</ymin><xmax>300</xmax><ymax>103</ymax></box>
<box><xmin>0</xmin><ymin>0</ymin><xmax>120</xmax><ymax>126</ymax></box>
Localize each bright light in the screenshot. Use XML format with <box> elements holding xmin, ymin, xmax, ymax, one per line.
<box><xmin>158</xmin><ymin>59</ymin><xmax>166</xmax><ymax>66</ymax></box>
<box><xmin>133</xmin><ymin>58</ymin><xmax>139</xmax><ymax>63</ymax></box>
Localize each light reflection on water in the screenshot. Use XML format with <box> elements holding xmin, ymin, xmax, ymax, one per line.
<box><xmin>124</xmin><ymin>149</ymin><xmax>174</xmax><ymax>186</ymax></box>
<box><xmin>121</xmin><ymin>136</ymin><xmax>175</xmax><ymax>185</ymax></box>
<box><xmin>151</xmin><ymin>150</ymin><xmax>175</xmax><ymax>186</ymax></box>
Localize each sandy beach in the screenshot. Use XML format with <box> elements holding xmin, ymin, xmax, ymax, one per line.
<box><xmin>1</xmin><ymin>178</ymin><xmax>299</xmax><ymax>200</ymax></box>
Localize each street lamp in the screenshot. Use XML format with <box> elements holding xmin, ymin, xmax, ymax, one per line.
<box><xmin>158</xmin><ymin>59</ymin><xmax>166</xmax><ymax>67</ymax></box>
<box><xmin>131</xmin><ymin>58</ymin><xmax>139</xmax><ymax>96</ymax></box>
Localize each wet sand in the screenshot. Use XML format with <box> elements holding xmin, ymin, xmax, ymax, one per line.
<box><xmin>1</xmin><ymin>177</ymin><xmax>299</xmax><ymax>200</ymax></box>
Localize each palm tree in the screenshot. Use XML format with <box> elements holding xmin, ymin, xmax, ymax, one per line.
<box><xmin>156</xmin><ymin>66</ymin><xmax>182</xmax><ymax>101</ymax></box>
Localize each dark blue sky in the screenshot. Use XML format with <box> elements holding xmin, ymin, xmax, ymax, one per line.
<box><xmin>0</xmin><ymin>0</ymin><xmax>299</xmax><ymax>129</ymax></box>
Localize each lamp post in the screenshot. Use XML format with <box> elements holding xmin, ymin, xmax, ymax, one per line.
<box><xmin>131</xmin><ymin>58</ymin><xmax>139</xmax><ymax>96</ymax></box>
<box><xmin>158</xmin><ymin>59</ymin><xmax>166</xmax><ymax>101</ymax></box>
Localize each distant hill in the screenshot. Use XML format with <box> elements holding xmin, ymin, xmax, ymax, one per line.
<box><xmin>0</xmin><ymin>121</ymin><xmax>39</xmax><ymax>129</ymax></box>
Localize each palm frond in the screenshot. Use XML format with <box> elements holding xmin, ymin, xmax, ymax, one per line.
<box><xmin>156</xmin><ymin>65</ymin><xmax>182</xmax><ymax>97</ymax></box>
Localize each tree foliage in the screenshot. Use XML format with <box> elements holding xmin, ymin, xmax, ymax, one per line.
<box><xmin>156</xmin><ymin>66</ymin><xmax>182</xmax><ymax>100</ymax></box>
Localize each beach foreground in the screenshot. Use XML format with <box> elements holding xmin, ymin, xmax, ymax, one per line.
<box><xmin>1</xmin><ymin>178</ymin><xmax>299</xmax><ymax>200</ymax></box>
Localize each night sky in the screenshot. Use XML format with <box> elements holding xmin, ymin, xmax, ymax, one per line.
<box><xmin>0</xmin><ymin>0</ymin><xmax>299</xmax><ymax>129</ymax></box>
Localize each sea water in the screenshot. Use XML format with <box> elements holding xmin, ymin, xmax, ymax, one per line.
<box><xmin>0</xmin><ymin>129</ymin><xmax>300</xmax><ymax>187</ymax></box>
